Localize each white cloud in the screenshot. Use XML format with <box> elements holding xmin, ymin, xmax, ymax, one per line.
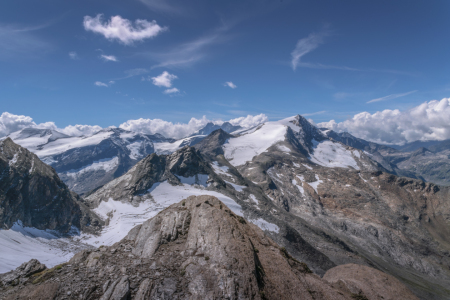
<box><xmin>224</xmin><ymin>82</ymin><xmax>237</xmax><ymax>89</ymax></box>
<box><xmin>366</xmin><ymin>90</ymin><xmax>417</xmax><ymax>103</ymax></box>
<box><xmin>58</xmin><ymin>124</ymin><xmax>102</xmax><ymax>136</ymax></box>
<box><xmin>291</xmin><ymin>30</ymin><xmax>327</xmax><ymax>71</ymax></box>
<box><xmin>95</xmin><ymin>81</ymin><xmax>109</xmax><ymax>87</ymax></box>
<box><xmin>69</xmin><ymin>52</ymin><xmax>79</xmax><ymax>60</ymax></box>
<box><xmin>119</xmin><ymin>114</ymin><xmax>267</xmax><ymax>139</ymax></box>
<box><xmin>1</xmin><ymin>111</ymin><xmax>268</xmax><ymax>140</ymax></box>
<box><xmin>0</xmin><ymin>112</ymin><xmax>101</xmax><ymax>138</ymax></box>
<box><xmin>317</xmin><ymin>97</ymin><xmax>450</xmax><ymax>144</ymax></box>
<box><xmin>163</xmin><ymin>87</ymin><xmax>179</xmax><ymax>94</ymax></box>
<box><xmin>150</xmin><ymin>71</ymin><xmax>177</xmax><ymax>88</ymax></box>
<box><xmin>100</xmin><ymin>54</ymin><xmax>118</xmax><ymax>62</ymax></box>
<box><xmin>227</xmin><ymin>114</ymin><xmax>268</xmax><ymax>128</ymax></box>
<box><xmin>83</xmin><ymin>14</ymin><xmax>167</xmax><ymax>45</ymax></box>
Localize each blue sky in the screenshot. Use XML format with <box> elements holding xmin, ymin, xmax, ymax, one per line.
<box><xmin>1</xmin><ymin>0</ymin><xmax>450</xmax><ymax>139</ymax></box>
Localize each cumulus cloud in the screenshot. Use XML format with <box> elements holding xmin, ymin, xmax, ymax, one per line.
<box><xmin>0</xmin><ymin>112</ymin><xmax>101</xmax><ymax>138</ymax></box>
<box><xmin>119</xmin><ymin>114</ymin><xmax>268</xmax><ymax>139</ymax></box>
<box><xmin>83</xmin><ymin>14</ymin><xmax>167</xmax><ymax>45</ymax></box>
<box><xmin>58</xmin><ymin>124</ymin><xmax>102</xmax><ymax>136</ymax></box>
<box><xmin>227</xmin><ymin>114</ymin><xmax>268</xmax><ymax>128</ymax></box>
<box><xmin>163</xmin><ymin>87</ymin><xmax>179</xmax><ymax>94</ymax></box>
<box><xmin>317</xmin><ymin>97</ymin><xmax>450</xmax><ymax>144</ymax></box>
<box><xmin>69</xmin><ymin>52</ymin><xmax>79</xmax><ymax>60</ymax></box>
<box><xmin>224</xmin><ymin>81</ymin><xmax>237</xmax><ymax>89</ymax></box>
<box><xmin>100</xmin><ymin>54</ymin><xmax>118</xmax><ymax>62</ymax></box>
<box><xmin>1</xmin><ymin>111</ymin><xmax>268</xmax><ymax>141</ymax></box>
<box><xmin>150</xmin><ymin>71</ymin><xmax>177</xmax><ymax>88</ymax></box>
<box><xmin>291</xmin><ymin>30</ymin><xmax>328</xmax><ymax>71</ymax></box>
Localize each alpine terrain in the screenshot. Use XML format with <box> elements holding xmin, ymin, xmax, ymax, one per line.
<box><xmin>0</xmin><ymin>115</ymin><xmax>449</xmax><ymax>299</ymax></box>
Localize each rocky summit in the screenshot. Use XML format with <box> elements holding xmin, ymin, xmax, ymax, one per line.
<box><xmin>0</xmin><ymin>196</ymin><xmax>419</xmax><ymax>300</ymax></box>
<box><xmin>0</xmin><ymin>138</ymin><xmax>102</xmax><ymax>233</ymax></box>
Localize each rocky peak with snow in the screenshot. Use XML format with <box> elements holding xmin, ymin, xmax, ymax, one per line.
<box><xmin>190</xmin><ymin>121</ymin><xmax>241</xmax><ymax>137</ymax></box>
<box><xmin>0</xmin><ymin>138</ymin><xmax>102</xmax><ymax>233</ymax></box>
<box><xmin>194</xmin><ymin>128</ymin><xmax>234</xmax><ymax>157</ymax></box>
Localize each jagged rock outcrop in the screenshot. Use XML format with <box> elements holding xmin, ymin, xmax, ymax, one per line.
<box><xmin>0</xmin><ymin>259</ymin><xmax>46</xmax><ymax>287</ymax></box>
<box><xmin>193</xmin><ymin>129</ymin><xmax>233</xmax><ymax>157</ymax></box>
<box><xmin>85</xmin><ymin>146</ymin><xmax>218</xmax><ymax>206</ymax></box>
<box><xmin>0</xmin><ymin>196</ymin><xmax>418</xmax><ymax>300</ymax></box>
<box><xmin>0</xmin><ymin>138</ymin><xmax>103</xmax><ymax>233</ymax></box>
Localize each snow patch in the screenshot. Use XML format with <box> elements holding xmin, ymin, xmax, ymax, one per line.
<box><xmin>126</xmin><ymin>141</ymin><xmax>143</xmax><ymax>160</ymax></box>
<box><xmin>277</xmin><ymin>145</ymin><xmax>291</xmax><ymax>152</ymax></box>
<box><xmin>308</xmin><ymin>174</ymin><xmax>323</xmax><ymax>194</ymax></box>
<box><xmin>211</xmin><ymin>161</ymin><xmax>229</xmax><ymax>176</ymax></box>
<box><xmin>249</xmin><ymin>218</ymin><xmax>279</xmax><ymax>233</ymax></box>
<box><xmin>64</xmin><ymin>157</ymin><xmax>119</xmax><ymax>179</ymax></box>
<box><xmin>249</xmin><ymin>194</ymin><xmax>259</xmax><ymax>205</ymax></box>
<box><xmin>302</xmin><ymin>164</ymin><xmax>313</xmax><ymax>170</ymax></box>
<box><xmin>309</xmin><ymin>140</ymin><xmax>359</xmax><ymax>169</ymax></box>
<box><xmin>176</xmin><ymin>174</ymin><xmax>209</xmax><ymax>187</ymax></box>
<box><xmin>224</xmin><ymin>180</ymin><xmax>246</xmax><ymax>192</ymax></box>
<box><xmin>0</xmin><ymin>221</ymin><xmax>89</xmax><ymax>273</ymax></box>
<box><xmin>9</xmin><ymin>153</ymin><xmax>18</xmax><ymax>166</ymax></box>
<box><xmin>223</xmin><ymin>122</ymin><xmax>287</xmax><ymax>166</ymax></box>
<box><xmin>292</xmin><ymin>179</ymin><xmax>304</xmax><ymax>194</ymax></box>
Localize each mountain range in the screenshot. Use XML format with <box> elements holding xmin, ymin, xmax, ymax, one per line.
<box><xmin>1</xmin><ymin>115</ymin><xmax>450</xmax><ymax>299</ymax></box>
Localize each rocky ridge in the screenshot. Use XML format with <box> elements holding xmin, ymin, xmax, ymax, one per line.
<box><xmin>0</xmin><ymin>196</ymin><xmax>419</xmax><ymax>300</ymax></box>
<box><xmin>0</xmin><ymin>138</ymin><xmax>102</xmax><ymax>233</ymax></box>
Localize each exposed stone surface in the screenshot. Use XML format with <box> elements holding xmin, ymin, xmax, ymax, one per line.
<box><xmin>0</xmin><ymin>259</ymin><xmax>46</xmax><ymax>287</ymax></box>
<box><xmin>85</xmin><ymin>146</ymin><xmax>218</xmax><ymax>207</ymax></box>
<box><xmin>0</xmin><ymin>196</ymin><xmax>416</xmax><ymax>300</ymax></box>
<box><xmin>0</xmin><ymin>138</ymin><xmax>103</xmax><ymax>233</ymax></box>
<box><xmin>324</xmin><ymin>264</ymin><xmax>419</xmax><ymax>300</ymax></box>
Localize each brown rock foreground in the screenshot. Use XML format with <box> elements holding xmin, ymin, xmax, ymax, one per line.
<box><xmin>0</xmin><ymin>196</ymin><xmax>418</xmax><ymax>300</ymax></box>
<box><xmin>324</xmin><ymin>264</ymin><xmax>419</xmax><ymax>300</ymax></box>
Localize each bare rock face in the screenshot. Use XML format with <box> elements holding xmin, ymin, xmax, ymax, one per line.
<box><xmin>324</xmin><ymin>264</ymin><xmax>419</xmax><ymax>300</ymax></box>
<box><xmin>85</xmin><ymin>146</ymin><xmax>218</xmax><ymax>206</ymax></box>
<box><xmin>0</xmin><ymin>259</ymin><xmax>46</xmax><ymax>287</ymax></box>
<box><xmin>0</xmin><ymin>138</ymin><xmax>103</xmax><ymax>233</ymax></box>
<box><xmin>0</xmin><ymin>196</ymin><xmax>418</xmax><ymax>300</ymax></box>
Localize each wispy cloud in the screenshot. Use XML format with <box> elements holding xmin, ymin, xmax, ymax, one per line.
<box><xmin>100</xmin><ymin>54</ymin><xmax>118</xmax><ymax>62</ymax></box>
<box><xmin>69</xmin><ymin>52</ymin><xmax>79</xmax><ymax>60</ymax></box>
<box><xmin>0</xmin><ymin>24</ymin><xmax>53</xmax><ymax>60</ymax></box>
<box><xmin>367</xmin><ymin>90</ymin><xmax>418</xmax><ymax>103</ymax></box>
<box><xmin>224</xmin><ymin>81</ymin><xmax>237</xmax><ymax>89</ymax></box>
<box><xmin>138</xmin><ymin>0</ymin><xmax>185</xmax><ymax>15</ymax></box>
<box><xmin>140</xmin><ymin>24</ymin><xmax>230</xmax><ymax>69</ymax></box>
<box><xmin>95</xmin><ymin>81</ymin><xmax>115</xmax><ymax>87</ymax></box>
<box><xmin>302</xmin><ymin>111</ymin><xmax>327</xmax><ymax>116</ymax></box>
<box><xmin>291</xmin><ymin>28</ymin><xmax>329</xmax><ymax>71</ymax></box>
<box><xmin>83</xmin><ymin>14</ymin><xmax>167</xmax><ymax>45</ymax></box>
<box><xmin>163</xmin><ymin>87</ymin><xmax>180</xmax><ymax>94</ymax></box>
<box><xmin>290</xmin><ymin>28</ymin><xmax>417</xmax><ymax>76</ymax></box>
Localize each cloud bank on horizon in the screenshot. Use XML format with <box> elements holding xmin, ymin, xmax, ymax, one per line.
<box><xmin>0</xmin><ymin>112</ymin><xmax>268</xmax><ymax>140</ymax></box>
<box><xmin>2</xmin><ymin>97</ymin><xmax>450</xmax><ymax>144</ymax></box>
<box><xmin>318</xmin><ymin>97</ymin><xmax>450</xmax><ymax>145</ymax></box>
